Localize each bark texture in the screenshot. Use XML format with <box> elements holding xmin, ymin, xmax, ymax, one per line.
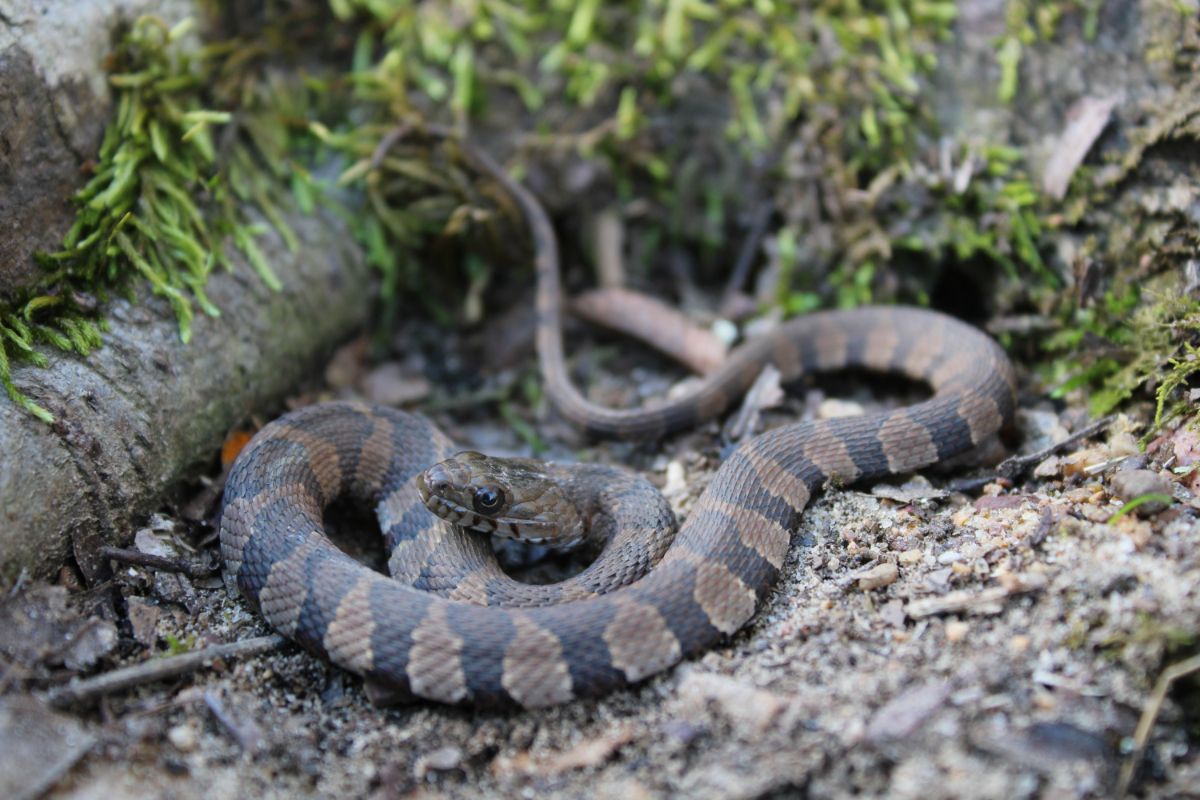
<box><xmin>0</xmin><ymin>0</ymin><xmax>371</xmax><ymax>579</ymax></box>
<box><xmin>0</xmin><ymin>0</ymin><xmax>194</xmax><ymax>293</ymax></box>
<box><xmin>0</xmin><ymin>211</ymin><xmax>370</xmax><ymax>580</ymax></box>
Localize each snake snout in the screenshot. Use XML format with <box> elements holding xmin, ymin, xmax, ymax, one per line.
<box><xmin>419</xmin><ymin>463</ymin><xmax>453</xmax><ymax>500</ymax></box>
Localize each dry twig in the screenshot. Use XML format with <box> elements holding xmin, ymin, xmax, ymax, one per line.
<box><xmin>1117</xmin><ymin>653</ymin><xmax>1200</xmax><ymax>797</ymax></box>
<box><xmin>47</xmin><ymin>635</ymin><xmax>284</xmax><ymax>708</ymax></box>
<box><xmin>948</xmin><ymin>415</ymin><xmax>1115</xmax><ymax>492</ymax></box>
<box><xmin>98</xmin><ymin>546</ymin><xmax>218</xmax><ymax>578</ymax></box>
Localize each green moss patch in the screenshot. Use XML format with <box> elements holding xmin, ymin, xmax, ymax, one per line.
<box><xmin>3</xmin><ymin>1</ymin><xmax>1198</xmax><ymax>432</ymax></box>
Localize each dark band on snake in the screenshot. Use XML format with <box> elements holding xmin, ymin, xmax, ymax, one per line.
<box><xmin>219</xmin><ymin>131</ymin><xmax>1017</xmax><ymax>708</ymax></box>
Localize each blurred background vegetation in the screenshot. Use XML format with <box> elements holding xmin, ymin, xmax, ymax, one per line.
<box><xmin>2</xmin><ymin>0</ymin><xmax>1197</xmax><ymax>431</ymax></box>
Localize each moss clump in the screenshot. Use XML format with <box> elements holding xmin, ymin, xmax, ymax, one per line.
<box><xmin>1047</xmin><ymin>281</ymin><xmax>1200</xmax><ymax>424</ymax></box>
<box><xmin>4</xmin><ymin>0</ymin><xmax>1198</xmax><ymax>434</ymax></box>
<box><xmin>322</xmin><ymin>1</ymin><xmax>998</xmax><ymax>306</ymax></box>
<box><xmin>1</xmin><ymin>15</ymin><xmax>301</xmax><ymax>421</ymax></box>
<box><xmin>1040</xmin><ymin>6</ymin><xmax>1200</xmax><ymax>428</ymax></box>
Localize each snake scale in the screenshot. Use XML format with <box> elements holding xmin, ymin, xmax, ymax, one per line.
<box><xmin>220</xmin><ymin>135</ymin><xmax>1018</xmax><ymax>708</ymax></box>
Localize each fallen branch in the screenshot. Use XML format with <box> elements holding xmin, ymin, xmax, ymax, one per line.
<box><xmin>47</xmin><ymin>635</ymin><xmax>284</xmax><ymax>708</ymax></box>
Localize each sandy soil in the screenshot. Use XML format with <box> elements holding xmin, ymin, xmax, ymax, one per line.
<box><xmin>2</xmin><ymin>320</ymin><xmax>1197</xmax><ymax>800</ymax></box>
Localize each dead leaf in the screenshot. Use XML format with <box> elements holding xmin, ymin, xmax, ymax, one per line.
<box><xmin>61</xmin><ymin>618</ymin><xmax>118</xmax><ymax>672</ymax></box>
<box><xmin>221</xmin><ymin>429</ymin><xmax>254</xmax><ymax>469</ymax></box>
<box><xmin>677</xmin><ymin>670</ymin><xmax>790</xmax><ymax>736</ymax></box>
<box><xmin>723</xmin><ymin>365</ymin><xmax>784</xmax><ymax>441</ymax></box>
<box><xmin>864</xmin><ymin>682</ymin><xmax>950</xmax><ymax>743</ymax></box>
<box><xmin>1041</xmin><ymin>95</ymin><xmax>1119</xmax><ymax>200</ymax></box>
<box><xmin>126</xmin><ymin>596</ymin><xmax>161</xmax><ymax>649</ymax></box>
<box><xmin>0</xmin><ymin>584</ymin><xmax>114</xmax><ymax>673</ymax></box>
<box><xmin>0</xmin><ymin>695</ymin><xmax>96</xmax><ymax>800</ymax></box>
<box><xmin>323</xmin><ymin>335</ymin><xmax>368</xmax><ymax>389</ymax></box>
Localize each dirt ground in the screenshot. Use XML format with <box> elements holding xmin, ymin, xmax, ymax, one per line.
<box><xmin>2</xmin><ymin>317</ymin><xmax>1198</xmax><ymax>800</ymax></box>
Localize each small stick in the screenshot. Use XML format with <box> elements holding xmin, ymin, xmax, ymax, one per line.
<box><xmin>369</xmin><ymin>121</ymin><xmax>415</xmax><ymax>170</ymax></box>
<box><xmin>97</xmin><ymin>546</ymin><xmax>218</xmax><ymax>578</ymax></box>
<box><xmin>721</xmin><ymin>199</ymin><xmax>773</xmax><ymax>305</ymax></box>
<box><xmin>204</xmin><ymin>690</ymin><xmax>265</xmax><ymax>755</ymax></box>
<box><xmin>592</xmin><ymin>209</ymin><xmax>626</xmax><ymax>289</ymax></box>
<box><xmin>1117</xmin><ymin>653</ymin><xmax>1200</xmax><ymax>797</ymax></box>
<box><xmin>47</xmin><ymin>635</ymin><xmax>284</xmax><ymax>708</ymax></box>
<box><xmin>947</xmin><ymin>415</ymin><xmax>1115</xmax><ymax>492</ymax></box>
<box><xmin>997</xmin><ymin>415</ymin><xmax>1116</xmax><ymax>479</ymax></box>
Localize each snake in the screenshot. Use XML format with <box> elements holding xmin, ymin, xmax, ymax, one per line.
<box><xmin>219</xmin><ymin>133</ymin><xmax>1018</xmax><ymax>708</ymax></box>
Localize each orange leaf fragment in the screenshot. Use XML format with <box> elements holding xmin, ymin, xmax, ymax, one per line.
<box><xmin>221</xmin><ymin>429</ymin><xmax>254</xmax><ymax>468</ymax></box>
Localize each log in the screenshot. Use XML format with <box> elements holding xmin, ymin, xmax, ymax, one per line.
<box><xmin>0</xmin><ymin>0</ymin><xmax>200</xmax><ymax>292</ymax></box>
<box><xmin>0</xmin><ymin>1</ymin><xmax>372</xmax><ymax>579</ymax></box>
<box><xmin>0</xmin><ymin>211</ymin><xmax>370</xmax><ymax>580</ymax></box>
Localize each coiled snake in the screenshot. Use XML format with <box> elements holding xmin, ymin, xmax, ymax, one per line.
<box><xmin>220</xmin><ymin>135</ymin><xmax>1018</xmax><ymax>708</ymax></box>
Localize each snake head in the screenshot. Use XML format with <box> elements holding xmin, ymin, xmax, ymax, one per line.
<box><xmin>416</xmin><ymin>451</ymin><xmax>584</xmax><ymax>547</ymax></box>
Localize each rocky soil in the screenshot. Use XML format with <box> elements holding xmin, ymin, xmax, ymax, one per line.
<box><xmin>2</xmin><ymin>317</ymin><xmax>1197</xmax><ymax>800</ymax></box>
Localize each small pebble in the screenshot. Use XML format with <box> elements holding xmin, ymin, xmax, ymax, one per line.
<box><xmin>864</xmin><ymin>682</ymin><xmax>949</xmax><ymax>742</ymax></box>
<box><xmin>858</xmin><ymin>562</ymin><xmax>899</xmax><ymax>590</ymax></box>
<box><xmin>661</xmin><ymin>719</ymin><xmax>704</xmax><ymax>744</ymax></box>
<box><xmin>818</xmin><ymin>399</ymin><xmax>866</xmax><ymax>419</ymax></box>
<box><xmin>168</xmin><ymin>724</ymin><xmax>198</xmax><ymax>753</ymax></box>
<box><xmin>945</xmin><ymin>620</ymin><xmax>970</xmax><ymax>643</ymax></box>
<box><xmin>663</xmin><ymin>460</ymin><xmax>688</xmax><ymax>500</ymax></box>
<box><xmin>416</xmin><ymin>745</ymin><xmax>463</xmax><ymax>778</ymax></box>
<box><xmin>1033</xmin><ymin>455</ymin><xmax>1061</xmax><ymax>478</ymax></box>
<box><xmin>936</xmin><ymin>550</ymin><xmax>963</xmax><ymax>565</ymax></box>
<box><xmin>1109</xmin><ymin>469</ymin><xmax>1173</xmax><ymax>515</ymax></box>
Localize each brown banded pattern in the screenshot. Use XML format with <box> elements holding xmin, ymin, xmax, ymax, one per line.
<box><xmin>219</xmin><ymin>132</ymin><xmax>1017</xmax><ymax>708</ymax></box>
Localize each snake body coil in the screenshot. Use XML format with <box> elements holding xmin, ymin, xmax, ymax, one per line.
<box><xmin>220</xmin><ymin>138</ymin><xmax>1017</xmax><ymax>708</ymax></box>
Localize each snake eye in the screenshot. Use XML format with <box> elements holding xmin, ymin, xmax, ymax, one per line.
<box><xmin>472</xmin><ymin>486</ymin><xmax>504</xmax><ymax>515</ymax></box>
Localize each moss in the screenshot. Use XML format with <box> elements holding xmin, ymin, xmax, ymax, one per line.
<box><xmin>309</xmin><ymin>0</ymin><xmax>1200</xmax><ymax>435</ymax></box>
<box><xmin>323</xmin><ymin>1</ymin><xmax>998</xmax><ymax>306</ymax></box>
<box><xmin>1040</xmin><ymin>5</ymin><xmax>1200</xmax><ymax>428</ymax></box>
<box><xmin>4</xmin><ymin>0</ymin><xmax>1198</xmax><ymax>434</ymax></box>
<box><xmin>1</xmin><ymin>15</ymin><xmax>303</xmax><ymax>420</ymax></box>
<box><xmin>995</xmin><ymin>1</ymin><xmax>1107</xmax><ymax>104</ymax></box>
<box><xmin>163</xmin><ymin>632</ymin><xmax>197</xmax><ymax>655</ymax></box>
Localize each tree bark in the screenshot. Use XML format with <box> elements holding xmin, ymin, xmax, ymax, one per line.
<box><xmin>0</xmin><ymin>0</ymin><xmax>198</xmax><ymax>292</ymax></box>
<box><xmin>0</xmin><ymin>1</ymin><xmax>372</xmax><ymax>580</ymax></box>
<box><xmin>0</xmin><ymin>211</ymin><xmax>370</xmax><ymax>580</ymax></box>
